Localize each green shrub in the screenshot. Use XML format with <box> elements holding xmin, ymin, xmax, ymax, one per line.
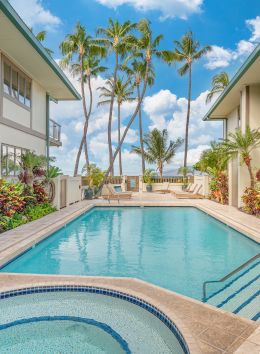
<box><xmin>24</xmin><ymin>203</ymin><xmax>56</xmax><ymax>221</ymax></box>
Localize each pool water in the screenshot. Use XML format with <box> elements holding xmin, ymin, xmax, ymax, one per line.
<box><xmin>0</xmin><ymin>291</ymin><xmax>186</xmax><ymax>354</ymax></box>
<box><xmin>1</xmin><ymin>207</ymin><xmax>259</xmax><ymax>300</ymax></box>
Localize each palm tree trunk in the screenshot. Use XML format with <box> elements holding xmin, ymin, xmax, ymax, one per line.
<box><xmin>108</xmin><ymin>52</ymin><xmax>119</xmax><ymax>176</ymax></box>
<box><xmin>118</xmin><ymin>102</ymin><xmax>123</xmax><ymax>175</ymax></box>
<box><xmin>184</xmin><ymin>64</ymin><xmax>192</xmax><ymax>168</ymax></box>
<box><xmin>83</xmin><ymin>76</ymin><xmax>93</xmax><ymax>166</ymax></box>
<box><xmin>246</xmin><ymin>158</ymin><xmax>255</xmax><ymax>189</ymax></box>
<box><xmin>74</xmin><ymin>58</ymin><xmax>90</xmax><ymax>176</ymax></box>
<box><xmin>96</xmin><ymin>61</ymin><xmax>150</xmax><ymax>195</ymax></box>
<box><xmin>137</xmin><ymin>84</ymin><xmax>145</xmax><ymax>175</ymax></box>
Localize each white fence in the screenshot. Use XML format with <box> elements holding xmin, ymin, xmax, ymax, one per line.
<box><xmin>52</xmin><ymin>175</ymin><xmax>82</xmax><ymax>210</ymax></box>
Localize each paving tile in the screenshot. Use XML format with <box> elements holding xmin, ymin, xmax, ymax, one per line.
<box><xmin>199</xmin><ymin>327</ymin><xmax>238</xmax><ymax>351</ymax></box>
<box><xmin>234</xmin><ymin>340</ymin><xmax>260</xmax><ymax>354</ymax></box>
<box><xmin>198</xmin><ymin>340</ymin><xmax>224</xmax><ymax>353</ymax></box>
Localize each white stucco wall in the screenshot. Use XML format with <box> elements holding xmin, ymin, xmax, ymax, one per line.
<box><xmin>2</xmin><ymin>96</ymin><xmax>31</xmax><ymax>127</ymax></box>
<box><xmin>31</xmin><ymin>80</ymin><xmax>46</xmax><ymax>135</ymax></box>
<box><xmin>249</xmin><ymin>85</ymin><xmax>260</xmax><ymax>172</ymax></box>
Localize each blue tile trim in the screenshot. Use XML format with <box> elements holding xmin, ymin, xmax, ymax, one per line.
<box><xmin>205</xmin><ymin>260</ymin><xmax>260</xmax><ymax>302</ymax></box>
<box><xmin>217</xmin><ymin>274</ymin><xmax>260</xmax><ymax>308</ymax></box>
<box><xmin>0</xmin><ymin>285</ymin><xmax>190</xmax><ymax>354</ymax></box>
<box><xmin>0</xmin><ymin>315</ymin><xmax>131</xmax><ymax>354</ymax></box>
<box><xmin>251</xmin><ymin>312</ymin><xmax>260</xmax><ymax>321</ymax></box>
<box><xmin>233</xmin><ymin>290</ymin><xmax>260</xmax><ymax>315</ymax></box>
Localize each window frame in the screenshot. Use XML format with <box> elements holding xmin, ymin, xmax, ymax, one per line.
<box><xmin>2</xmin><ymin>56</ymin><xmax>32</xmax><ymax>110</ymax></box>
<box><xmin>1</xmin><ymin>143</ymin><xmax>28</xmax><ymax>178</ymax></box>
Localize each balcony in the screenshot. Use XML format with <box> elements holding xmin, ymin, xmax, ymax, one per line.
<box><xmin>49</xmin><ymin>119</ymin><xmax>62</xmax><ymax>146</ymax></box>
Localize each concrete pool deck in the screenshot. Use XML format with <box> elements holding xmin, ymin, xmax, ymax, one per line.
<box><xmin>0</xmin><ymin>195</ymin><xmax>259</xmax><ymax>353</ymax></box>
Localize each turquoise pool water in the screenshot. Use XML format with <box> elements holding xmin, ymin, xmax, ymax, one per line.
<box><xmin>1</xmin><ymin>207</ymin><xmax>259</xmax><ymax>300</ymax></box>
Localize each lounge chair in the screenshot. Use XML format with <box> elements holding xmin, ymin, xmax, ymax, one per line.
<box><xmin>154</xmin><ymin>182</ymin><xmax>171</xmax><ymax>194</ymax></box>
<box><xmin>171</xmin><ymin>183</ymin><xmax>197</xmax><ymax>196</ymax></box>
<box><xmin>102</xmin><ymin>184</ymin><xmax>132</xmax><ymax>202</ymax></box>
<box><xmin>175</xmin><ymin>185</ymin><xmax>204</xmax><ymax>199</ymax></box>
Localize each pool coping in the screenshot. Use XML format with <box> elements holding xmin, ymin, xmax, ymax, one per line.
<box><xmin>0</xmin><ymin>199</ymin><xmax>259</xmax><ymax>353</ymax></box>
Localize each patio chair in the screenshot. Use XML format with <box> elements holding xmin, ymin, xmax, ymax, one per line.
<box><xmin>154</xmin><ymin>182</ymin><xmax>171</xmax><ymax>194</ymax></box>
<box><xmin>171</xmin><ymin>183</ymin><xmax>197</xmax><ymax>196</ymax></box>
<box><xmin>102</xmin><ymin>184</ymin><xmax>132</xmax><ymax>203</ymax></box>
<box><xmin>175</xmin><ymin>185</ymin><xmax>204</xmax><ymax>199</ymax></box>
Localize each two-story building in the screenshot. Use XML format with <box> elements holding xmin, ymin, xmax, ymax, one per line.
<box><xmin>204</xmin><ymin>44</ymin><xmax>260</xmax><ymax>208</ymax></box>
<box><xmin>0</xmin><ymin>0</ymin><xmax>80</xmax><ymax>178</ymax></box>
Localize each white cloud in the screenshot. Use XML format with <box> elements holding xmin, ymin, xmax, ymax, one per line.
<box><xmin>144</xmin><ymin>89</ymin><xmax>222</xmax><ymax>166</ymax></box>
<box><xmin>204</xmin><ymin>45</ymin><xmax>233</xmax><ymax>70</ymax></box>
<box><xmin>10</xmin><ymin>0</ymin><xmax>61</xmax><ymax>30</ymax></box>
<box><xmin>246</xmin><ymin>16</ymin><xmax>260</xmax><ymax>42</ymax></box>
<box><xmin>96</xmin><ymin>0</ymin><xmax>203</xmax><ymax>20</ymax></box>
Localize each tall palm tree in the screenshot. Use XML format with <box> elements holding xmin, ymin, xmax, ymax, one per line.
<box><xmin>98</xmin><ymin>77</ymin><xmax>135</xmax><ymax>175</ymax></box>
<box><xmin>163</xmin><ymin>32</ymin><xmax>211</xmax><ymax>168</ymax></box>
<box><xmin>132</xmin><ymin>129</ymin><xmax>183</xmax><ymax>177</ymax></box>
<box><xmin>222</xmin><ymin>127</ymin><xmax>260</xmax><ymax>189</ymax></box>
<box><xmin>122</xmin><ymin>60</ymin><xmax>155</xmax><ymax>175</ymax></box>
<box><xmin>60</xmin><ymin>22</ymin><xmax>105</xmax><ymax>176</ymax></box>
<box><xmin>96</xmin><ymin>19</ymin><xmax>165</xmax><ymax>194</ymax></box>
<box><xmin>96</xmin><ymin>18</ymin><xmax>136</xmax><ymax>175</ymax></box>
<box><xmin>206</xmin><ymin>72</ymin><xmax>229</xmax><ymax>103</ymax></box>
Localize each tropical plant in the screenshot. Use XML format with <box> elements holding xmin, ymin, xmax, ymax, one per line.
<box><xmin>241</xmin><ymin>187</ymin><xmax>260</xmax><ymax>216</ymax></box>
<box><xmin>193</xmin><ymin>141</ymin><xmax>229</xmax><ymax>177</ymax></box>
<box><xmin>132</xmin><ymin>129</ymin><xmax>183</xmax><ymax>177</ymax></box>
<box><xmin>44</xmin><ymin>166</ymin><xmax>62</xmax><ymax>202</ymax></box>
<box><xmin>206</xmin><ymin>72</ymin><xmax>229</xmax><ymax>103</ymax></box>
<box><xmin>163</xmin><ymin>31</ymin><xmax>211</xmax><ymax>168</ymax></box>
<box><xmin>83</xmin><ymin>164</ymin><xmax>105</xmax><ymax>190</ymax></box>
<box><xmin>0</xmin><ymin>180</ymin><xmax>26</xmax><ymax>217</ymax></box>
<box><xmin>222</xmin><ymin>126</ymin><xmax>260</xmax><ymax>189</ymax></box>
<box><xmin>18</xmin><ymin>151</ymin><xmax>46</xmax><ymax>187</ymax></box>
<box><xmin>122</xmin><ymin>60</ymin><xmax>155</xmax><ymax>175</ymax></box>
<box><xmin>142</xmin><ymin>169</ymin><xmax>156</xmax><ymax>185</ymax></box>
<box><xmin>35</xmin><ymin>30</ymin><xmax>54</xmax><ymax>56</ymax></box>
<box><xmin>96</xmin><ymin>18</ymin><xmax>137</xmax><ymax>175</ymax></box>
<box><xmin>209</xmin><ymin>172</ymin><xmax>229</xmax><ymax>205</ymax></box>
<box><xmin>98</xmin><ymin>77</ymin><xmax>135</xmax><ymax>175</ymax></box>
<box><xmin>60</xmin><ymin>22</ymin><xmax>106</xmax><ymax>175</ymax></box>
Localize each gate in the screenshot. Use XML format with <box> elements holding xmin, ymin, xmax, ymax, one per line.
<box><xmin>126</xmin><ymin>176</ymin><xmax>139</xmax><ymax>192</ymax></box>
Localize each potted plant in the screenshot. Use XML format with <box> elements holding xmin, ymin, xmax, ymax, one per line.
<box><xmin>82</xmin><ymin>164</ymin><xmax>105</xmax><ymax>199</ymax></box>
<box><xmin>142</xmin><ymin>169</ymin><xmax>156</xmax><ymax>192</ymax></box>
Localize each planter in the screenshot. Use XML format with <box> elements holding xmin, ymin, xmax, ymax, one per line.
<box><xmin>146</xmin><ymin>184</ymin><xmax>153</xmax><ymax>192</ymax></box>
<box><xmin>84</xmin><ymin>187</ymin><xmax>94</xmax><ymax>200</ymax></box>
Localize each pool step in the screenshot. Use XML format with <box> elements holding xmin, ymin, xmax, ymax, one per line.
<box><xmin>205</xmin><ymin>259</ymin><xmax>260</xmax><ymax>322</ymax></box>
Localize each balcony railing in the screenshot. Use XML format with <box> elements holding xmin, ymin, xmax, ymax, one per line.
<box><xmin>49</xmin><ymin>119</ymin><xmax>61</xmax><ymax>145</ymax></box>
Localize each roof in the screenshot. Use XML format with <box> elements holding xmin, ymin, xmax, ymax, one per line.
<box><xmin>0</xmin><ymin>0</ymin><xmax>81</xmax><ymax>100</ymax></box>
<box><xmin>203</xmin><ymin>44</ymin><xmax>260</xmax><ymax>121</ymax></box>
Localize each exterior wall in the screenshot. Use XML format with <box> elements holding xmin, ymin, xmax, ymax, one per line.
<box><xmin>0</xmin><ymin>51</ymin><xmax>48</xmax><ymax>178</ymax></box>
<box><xmin>249</xmin><ymin>85</ymin><xmax>260</xmax><ymax>173</ymax></box>
<box><xmin>227</xmin><ymin>108</ymin><xmax>239</xmax><ymax>207</ymax></box>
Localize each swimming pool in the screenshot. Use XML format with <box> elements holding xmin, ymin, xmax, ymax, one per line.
<box><xmin>0</xmin><ymin>287</ymin><xmax>188</xmax><ymax>354</ymax></box>
<box><xmin>1</xmin><ymin>207</ymin><xmax>259</xmax><ymax>300</ymax></box>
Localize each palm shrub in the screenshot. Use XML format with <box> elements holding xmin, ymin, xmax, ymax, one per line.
<box><xmin>206</xmin><ymin>72</ymin><xmax>229</xmax><ymax>103</ymax></box>
<box><xmin>222</xmin><ymin>126</ymin><xmax>260</xmax><ymax>189</ymax></box>
<box><xmin>132</xmin><ymin>129</ymin><xmax>183</xmax><ymax>177</ymax></box>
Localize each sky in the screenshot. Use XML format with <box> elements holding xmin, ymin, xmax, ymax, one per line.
<box><xmin>9</xmin><ymin>0</ymin><xmax>260</xmax><ymax>175</ymax></box>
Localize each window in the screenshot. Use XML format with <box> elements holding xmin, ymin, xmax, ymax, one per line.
<box><xmin>2</xmin><ymin>58</ymin><xmax>31</xmax><ymax>108</ymax></box>
<box><xmin>1</xmin><ymin>144</ymin><xmax>28</xmax><ymax>177</ymax></box>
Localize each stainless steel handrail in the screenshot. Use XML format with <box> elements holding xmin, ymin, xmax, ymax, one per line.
<box><xmin>202</xmin><ymin>253</ymin><xmax>260</xmax><ymax>302</ymax></box>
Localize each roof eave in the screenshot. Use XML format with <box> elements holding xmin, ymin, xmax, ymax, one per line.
<box><xmin>203</xmin><ymin>44</ymin><xmax>260</xmax><ymax>121</ymax></box>
<box><xmin>0</xmin><ymin>0</ymin><xmax>81</xmax><ymax>101</ymax></box>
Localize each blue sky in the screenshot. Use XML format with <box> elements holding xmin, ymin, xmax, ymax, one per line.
<box><xmin>10</xmin><ymin>0</ymin><xmax>260</xmax><ymax>175</ymax></box>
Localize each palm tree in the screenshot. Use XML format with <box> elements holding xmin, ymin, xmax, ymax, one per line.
<box><xmin>31</xmin><ymin>30</ymin><xmax>53</xmax><ymax>55</ymax></box>
<box><xmin>132</xmin><ymin>129</ymin><xmax>183</xmax><ymax>177</ymax></box>
<box><xmin>122</xmin><ymin>60</ymin><xmax>155</xmax><ymax>175</ymax></box>
<box><xmin>60</xmin><ymin>22</ymin><xmax>105</xmax><ymax>176</ymax></box>
<box><xmin>163</xmin><ymin>32</ymin><xmax>211</xmax><ymax>169</ymax></box>
<box><xmin>222</xmin><ymin>126</ymin><xmax>260</xmax><ymax>189</ymax></box>
<box><xmin>96</xmin><ymin>18</ymin><xmax>136</xmax><ymax>175</ymax></box>
<box><xmin>98</xmin><ymin>77</ymin><xmax>135</xmax><ymax>175</ymax></box>
<box><xmin>96</xmin><ymin>19</ymin><xmax>165</xmax><ymax>194</ymax></box>
<box><xmin>206</xmin><ymin>72</ymin><xmax>229</xmax><ymax>103</ymax></box>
